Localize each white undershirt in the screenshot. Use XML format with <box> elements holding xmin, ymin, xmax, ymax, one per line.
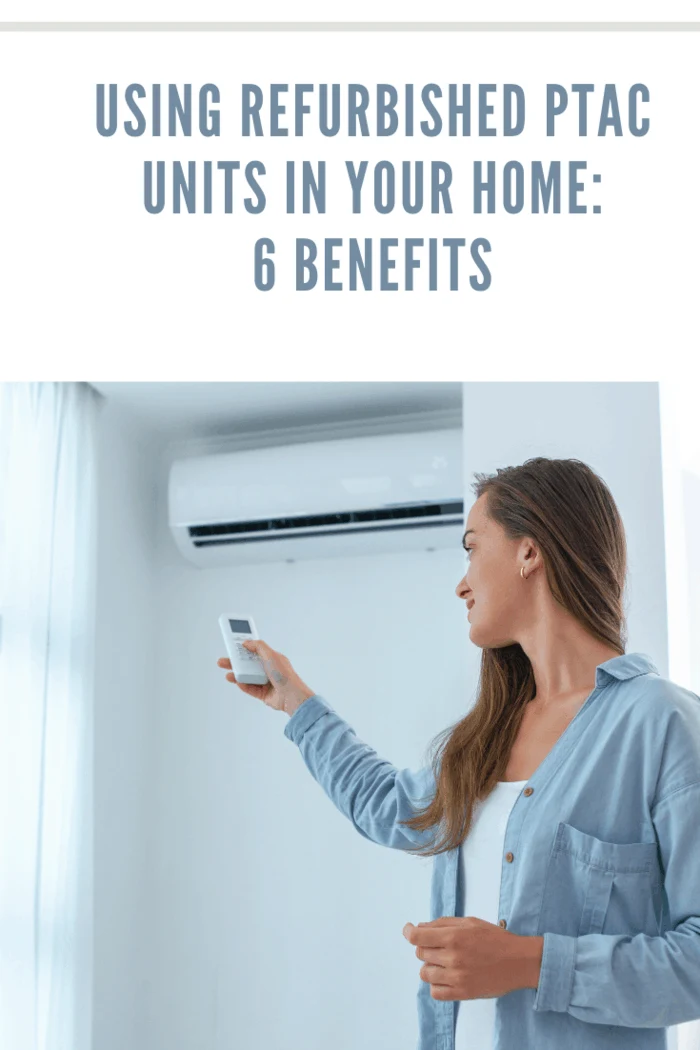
<box><xmin>454</xmin><ymin>779</ymin><xmax>528</xmax><ymax>1050</ymax></box>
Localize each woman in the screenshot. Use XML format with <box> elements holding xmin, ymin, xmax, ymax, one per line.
<box><xmin>217</xmin><ymin>457</ymin><xmax>700</xmax><ymax>1050</ymax></box>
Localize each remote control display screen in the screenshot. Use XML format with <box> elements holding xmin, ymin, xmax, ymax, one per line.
<box><xmin>229</xmin><ymin>619</ymin><xmax>251</xmax><ymax>634</ymax></box>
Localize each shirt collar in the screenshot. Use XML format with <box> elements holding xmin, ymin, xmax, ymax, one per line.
<box><xmin>594</xmin><ymin>651</ymin><xmax>660</xmax><ymax>688</ymax></box>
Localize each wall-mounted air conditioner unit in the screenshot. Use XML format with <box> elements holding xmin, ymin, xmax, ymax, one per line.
<box><xmin>168</xmin><ymin>427</ymin><xmax>464</xmax><ymax>567</ymax></box>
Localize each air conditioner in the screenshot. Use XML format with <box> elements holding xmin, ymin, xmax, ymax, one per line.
<box><xmin>168</xmin><ymin>427</ymin><xmax>464</xmax><ymax>567</ymax></box>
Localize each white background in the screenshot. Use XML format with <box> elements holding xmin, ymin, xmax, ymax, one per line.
<box><xmin>0</xmin><ymin>28</ymin><xmax>697</xmax><ymax>376</ymax></box>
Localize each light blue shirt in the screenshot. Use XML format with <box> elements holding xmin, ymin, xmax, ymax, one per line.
<box><xmin>284</xmin><ymin>651</ymin><xmax>700</xmax><ymax>1049</ymax></box>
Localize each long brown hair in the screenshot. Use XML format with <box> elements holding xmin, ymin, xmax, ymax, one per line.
<box><xmin>399</xmin><ymin>457</ymin><xmax>628</xmax><ymax>858</ymax></box>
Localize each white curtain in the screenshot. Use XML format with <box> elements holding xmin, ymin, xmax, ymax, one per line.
<box><xmin>0</xmin><ymin>383</ymin><xmax>100</xmax><ymax>1050</ymax></box>
<box><xmin>660</xmin><ymin>379</ymin><xmax>700</xmax><ymax>1050</ymax></box>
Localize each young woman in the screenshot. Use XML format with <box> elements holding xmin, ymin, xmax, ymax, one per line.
<box><xmin>217</xmin><ymin>456</ymin><xmax>700</xmax><ymax>1050</ymax></box>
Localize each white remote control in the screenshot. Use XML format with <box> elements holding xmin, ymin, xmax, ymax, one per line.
<box><xmin>218</xmin><ymin>614</ymin><xmax>269</xmax><ymax>686</ymax></box>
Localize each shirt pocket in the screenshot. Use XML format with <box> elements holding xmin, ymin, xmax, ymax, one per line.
<box><xmin>536</xmin><ymin>821</ymin><xmax>662</xmax><ymax>939</ymax></box>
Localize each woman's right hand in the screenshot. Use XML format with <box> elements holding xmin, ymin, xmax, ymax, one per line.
<box><xmin>216</xmin><ymin>638</ymin><xmax>316</xmax><ymax>717</ymax></box>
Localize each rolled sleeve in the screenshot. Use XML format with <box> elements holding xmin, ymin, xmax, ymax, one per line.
<box><xmin>283</xmin><ymin>694</ymin><xmax>335</xmax><ymax>743</ymax></box>
<box><xmin>532</xmin><ymin>932</ymin><xmax>576</xmax><ymax>1013</ymax></box>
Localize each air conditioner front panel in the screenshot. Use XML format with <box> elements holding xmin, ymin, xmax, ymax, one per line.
<box><xmin>168</xmin><ymin>427</ymin><xmax>464</xmax><ymax>566</ymax></box>
<box><xmin>169</xmin><ymin>428</ymin><xmax>462</xmax><ymax>526</ymax></box>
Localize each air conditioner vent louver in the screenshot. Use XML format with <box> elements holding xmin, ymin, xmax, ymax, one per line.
<box><xmin>189</xmin><ymin>499</ymin><xmax>463</xmax><ymax>547</ymax></box>
<box><xmin>168</xmin><ymin>427</ymin><xmax>464</xmax><ymax>566</ymax></box>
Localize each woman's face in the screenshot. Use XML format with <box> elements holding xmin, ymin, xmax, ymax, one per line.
<box><xmin>455</xmin><ymin>493</ymin><xmax>534</xmax><ymax>649</ymax></box>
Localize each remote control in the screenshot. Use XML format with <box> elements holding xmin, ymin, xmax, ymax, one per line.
<box><xmin>218</xmin><ymin>614</ymin><xmax>269</xmax><ymax>686</ymax></box>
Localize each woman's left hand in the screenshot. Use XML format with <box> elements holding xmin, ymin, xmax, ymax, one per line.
<box><xmin>403</xmin><ymin>916</ymin><xmax>541</xmax><ymax>1000</ymax></box>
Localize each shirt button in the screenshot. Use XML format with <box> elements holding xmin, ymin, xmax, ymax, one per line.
<box><xmin>498</xmin><ymin>919</ymin><xmax>507</xmax><ymax>929</ymax></box>
<box><xmin>523</xmin><ymin>787</ymin><xmax>534</xmax><ymax>796</ymax></box>
<box><xmin>505</xmin><ymin>851</ymin><xmax>514</xmax><ymax>862</ymax></box>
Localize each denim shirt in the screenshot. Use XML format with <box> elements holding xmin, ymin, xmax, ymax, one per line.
<box><xmin>283</xmin><ymin>652</ymin><xmax>700</xmax><ymax>1049</ymax></box>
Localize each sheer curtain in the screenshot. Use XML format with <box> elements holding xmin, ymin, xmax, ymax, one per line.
<box><xmin>0</xmin><ymin>382</ymin><xmax>100</xmax><ymax>1050</ymax></box>
<box><xmin>660</xmin><ymin>379</ymin><xmax>700</xmax><ymax>1050</ymax></box>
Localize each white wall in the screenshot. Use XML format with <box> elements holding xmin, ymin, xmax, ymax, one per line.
<box><xmin>659</xmin><ymin>381</ymin><xmax>700</xmax><ymax>1050</ymax></box>
<box><xmin>142</xmin><ymin>417</ymin><xmax>469</xmax><ymax>1050</ymax></box>
<box><xmin>93</xmin><ymin>400</ymin><xmax>161</xmax><ymax>1050</ymax></box>
<box><xmin>660</xmin><ymin>380</ymin><xmax>700</xmax><ymax>696</ymax></box>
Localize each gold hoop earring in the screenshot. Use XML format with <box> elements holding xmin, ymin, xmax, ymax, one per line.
<box><xmin>520</xmin><ymin>567</ymin><xmax>526</xmax><ymax>579</ymax></box>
